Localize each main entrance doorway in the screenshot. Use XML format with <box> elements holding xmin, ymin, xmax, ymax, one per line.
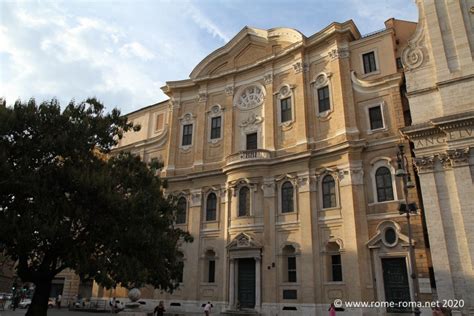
<box><xmin>238</xmin><ymin>258</ymin><xmax>256</xmax><ymax>308</ymax></box>
<box><xmin>382</xmin><ymin>257</ymin><xmax>411</xmax><ymax>313</ymax></box>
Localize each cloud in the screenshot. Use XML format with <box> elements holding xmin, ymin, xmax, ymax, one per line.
<box><xmin>0</xmin><ymin>2</ymin><xmax>165</xmax><ymax>113</ymax></box>
<box><xmin>184</xmin><ymin>3</ymin><xmax>230</xmax><ymax>43</ymax></box>
<box><xmin>119</xmin><ymin>42</ymin><xmax>155</xmax><ymax>61</ymax></box>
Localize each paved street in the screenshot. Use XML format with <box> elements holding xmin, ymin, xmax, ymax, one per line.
<box><xmin>0</xmin><ymin>308</ymin><xmax>205</xmax><ymax>316</ymax></box>
<box><xmin>0</xmin><ymin>309</ymin><xmax>101</xmax><ymax>316</ymax></box>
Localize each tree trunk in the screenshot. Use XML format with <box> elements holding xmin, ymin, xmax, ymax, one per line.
<box><xmin>26</xmin><ymin>278</ymin><xmax>52</xmax><ymax>316</ymax></box>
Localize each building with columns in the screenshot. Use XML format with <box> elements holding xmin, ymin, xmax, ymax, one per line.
<box><xmin>105</xmin><ymin>17</ymin><xmax>437</xmax><ymax>316</ymax></box>
<box><xmin>401</xmin><ymin>1</ymin><xmax>474</xmax><ymax>315</ymax></box>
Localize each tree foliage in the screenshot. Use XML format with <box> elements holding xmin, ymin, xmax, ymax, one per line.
<box><xmin>0</xmin><ymin>98</ymin><xmax>191</xmax><ymax>316</ymax></box>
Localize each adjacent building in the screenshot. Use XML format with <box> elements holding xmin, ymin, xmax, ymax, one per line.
<box><xmin>401</xmin><ymin>1</ymin><xmax>474</xmax><ymax>315</ymax></box>
<box><xmin>108</xmin><ymin>17</ymin><xmax>435</xmax><ymax>315</ymax></box>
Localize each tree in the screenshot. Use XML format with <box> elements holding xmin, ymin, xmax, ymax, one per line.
<box><xmin>0</xmin><ymin>98</ymin><xmax>192</xmax><ymax>316</ymax></box>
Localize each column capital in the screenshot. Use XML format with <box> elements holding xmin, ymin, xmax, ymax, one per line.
<box><xmin>190</xmin><ymin>188</ymin><xmax>202</xmax><ymax>207</ymax></box>
<box><xmin>413</xmin><ymin>155</ymin><xmax>436</xmax><ymax>173</ymax></box>
<box><xmin>262</xmin><ymin>177</ymin><xmax>276</xmax><ymax>197</ymax></box>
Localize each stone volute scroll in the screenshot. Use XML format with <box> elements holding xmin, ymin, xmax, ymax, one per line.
<box><xmin>401</xmin><ymin>1</ymin><xmax>426</xmax><ymax>70</ymax></box>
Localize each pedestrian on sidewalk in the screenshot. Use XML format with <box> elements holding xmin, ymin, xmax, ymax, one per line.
<box><xmin>56</xmin><ymin>294</ymin><xmax>62</xmax><ymax>309</ymax></box>
<box><xmin>154</xmin><ymin>301</ymin><xmax>165</xmax><ymax>316</ymax></box>
<box><xmin>204</xmin><ymin>301</ymin><xmax>212</xmax><ymax>316</ymax></box>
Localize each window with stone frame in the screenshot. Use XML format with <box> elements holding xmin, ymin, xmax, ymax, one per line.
<box><xmin>368</xmin><ymin>105</ymin><xmax>384</xmax><ymax>130</ymax></box>
<box><xmin>326</xmin><ymin>242</ymin><xmax>343</xmax><ymax>282</ymax></box>
<box><xmin>176</xmin><ymin>197</ymin><xmax>187</xmax><ymax>224</ymax></box>
<box><xmin>238</xmin><ymin>186</ymin><xmax>250</xmax><ymax>217</ymax></box>
<box><xmin>210</xmin><ymin>116</ymin><xmax>221</xmax><ymax>139</ymax></box>
<box><xmin>375</xmin><ymin>167</ymin><xmax>394</xmax><ymax>202</ymax></box>
<box><xmin>362</xmin><ymin>51</ymin><xmax>377</xmax><ymax>74</ymax></box>
<box><xmin>205</xmin><ymin>250</ymin><xmax>216</xmax><ymax>283</ymax></box>
<box><xmin>206</xmin><ymin>192</ymin><xmax>217</xmax><ymax>221</ymax></box>
<box><xmin>283</xmin><ymin>245</ymin><xmax>297</xmax><ymax>283</ymax></box>
<box><xmin>280</xmin><ymin>97</ymin><xmax>292</xmax><ymax>123</ymax></box>
<box><xmin>182</xmin><ymin>124</ymin><xmax>193</xmax><ymax>146</ymax></box>
<box><xmin>281</xmin><ymin>181</ymin><xmax>294</xmax><ymax>213</ymax></box>
<box><xmin>317</xmin><ymin>86</ymin><xmax>330</xmax><ymax>113</ymax></box>
<box><xmin>246</xmin><ymin>132</ymin><xmax>258</xmax><ymax>150</ymax></box>
<box><xmin>322</xmin><ymin>175</ymin><xmax>336</xmax><ymax>208</ymax></box>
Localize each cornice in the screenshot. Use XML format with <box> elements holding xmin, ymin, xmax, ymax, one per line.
<box><xmin>163</xmin><ymin>21</ymin><xmax>360</xmax><ymax>95</ymax></box>
<box><xmin>351</xmin><ymin>71</ymin><xmax>403</xmax><ymax>94</ymax></box>
<box><xmin>402</xmin><ymin>111</ymin><xmax>474</xmax><ymax>139</ymax></box>
<box><xmin>112</xmin><ymin>127</ymin><xmax>169</xmax><ymax>153</ymax></box>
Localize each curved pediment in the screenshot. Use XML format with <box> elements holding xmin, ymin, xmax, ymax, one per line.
<box><xmin>190</xmin><ymin>27</ymin><xmax>304</xmax><ymax>80</ymax></box>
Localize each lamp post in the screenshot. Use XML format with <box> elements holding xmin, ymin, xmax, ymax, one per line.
<box><xmin>396</xmin><ymin>143</ymin><xmax>421</xmax><ymax>316</ymax></box>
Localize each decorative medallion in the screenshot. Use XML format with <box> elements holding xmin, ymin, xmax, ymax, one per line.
<box><xmin>234</xmin><ymin>84</ymin><xmax>265</xmax><ymax>110</ymax></box>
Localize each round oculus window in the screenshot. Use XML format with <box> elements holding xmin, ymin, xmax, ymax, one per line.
<box><xmin>234</xmin><ymin>85</ymin><xmax>265</xmax><ymax>110</ymax></box>
<box><xmin>384</xmin><ymin>227</ymin><xmax>397</xmax><ymax>245</ymax></box>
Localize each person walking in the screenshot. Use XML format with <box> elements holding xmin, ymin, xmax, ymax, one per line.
<box><xmin>154</xmin><ymin>301</ymin><xmax>165</xmax><ymax>316</ymax></box>
<box><xmin>56</xmin><ymin>294</ymin><xmax>62</xmax><ymax>309</ymax></box>
<box><xmin>204</xmin><ymin>301</ymin><xmax>212</xmax><ymax>316</ymax></box>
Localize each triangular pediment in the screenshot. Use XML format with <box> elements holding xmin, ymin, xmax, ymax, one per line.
<box><xmin>190</xmin><ymin>27</ymin><xmax>304</xmax><ymax>80</ymax></box>
<box><xmin>227</xmin><ymin>232</ymin><xmax>262</xmax><ymax>250</ymax></box>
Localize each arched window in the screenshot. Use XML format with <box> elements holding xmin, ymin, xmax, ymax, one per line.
<box><xmin>281</xmin><ymin>181</ymin><xmax>294</xmax><ymax>213</ymax></box>
<box><xmin>206</xmin><ymin>193</ymin><xmax>217</xmax><ymax>221</ymax></box>
<box><xmin>205</xmin><ymin>250</ymin><xmax>216</xmax><ymax>283</ymax></box>
<box><xmin>238</xmin><ymin>187</ymin><xmax>250</xmax><ymax>217</ymax></box>
<box><xmin>283</xmin><ymin>245</ymin><xmax>297</xmax><ymax>282</ymax></box>
<box><xmin>322</xmin><ymin>175</ymin><xmax>336</xmax><ymax>209</ymax></box>
<box><xmin>375</xmin><ymin>167</ymin><xmax>394</xmax><ymax>202</ymax></box>
<box><xmin>176</xmin><ymin>197</ymin><xmax>187</xmax><ymax>224</ymax></box>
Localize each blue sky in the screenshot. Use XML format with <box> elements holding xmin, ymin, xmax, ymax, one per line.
<box><xmin>0</xmin><ymin>0</ymin><xmax>418</xmax><ymax>114</ymax></box>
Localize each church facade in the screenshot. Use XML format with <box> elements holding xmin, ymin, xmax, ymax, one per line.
<box><xmin>108</xmin><ymin>17</ymin><xmax>436</xmax><ymax>315</ymax></box>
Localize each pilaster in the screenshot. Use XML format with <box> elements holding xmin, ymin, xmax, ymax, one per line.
<box><xmin>261</xmin><ymin>177</ymin><xmax>277</xmax><ymax>305</ymax></box>
<box><xmin>262</xmin><ymin>67</ymin><xmax>275</xmax><ymax>151</ymax></box>
<box><xmin>292</xmin><ymin>53</ymin><xmax>309</xmax><ymax>147</ymax></box>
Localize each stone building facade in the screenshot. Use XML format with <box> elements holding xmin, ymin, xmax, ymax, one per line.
<box><xmin>401</xmin><ymin>1</ymin><xmax>474</xmax><ymax>315</ymax></box>
<box><xmin>107</xmin><ymin>18</ymin><xmax>435</xmax><ymax>315</ymax></box>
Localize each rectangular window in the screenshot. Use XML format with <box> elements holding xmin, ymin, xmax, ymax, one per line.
<box><xmin>182</xmin><ymin>124</ymin><xmax>193</xmax><ymax>146</ymax></box>
<box><xmin>208</xmin><ymin>260</ymin><xmax>215</xmax><ymax>283</ymax></box>
<box><xmin>369</xmin><ymin>106</ymin><xmax>384</xmax><ymax>130</ymax></box>
<box><xmin>155</xmin><ymin>113</ymin><xmax>164</xmax><ymax>131</ymax></box>
<box><xmin>317</xmin><ymin>86</ymin><xmax>330</xmax><ymax>113</ymax></box>
<box><xmin>282</xmin><ymin>290</ymin><xmax>297</xmax><ymax>300</ymax></box>
<box><xmin>210</xmin><ymin>116</ymin><xmax>221</xmax><ymax>139</ymax></box>
<box><xmin>331</xmin><ymin>254</ymin><xmax>342</xmax><ymax>282</ymax></box>
<box><xmin>280</xmin><ymin>97</ymin><xmax>292</xmax><ymax>123</ymax></box>
<box><xmin>287</xmin><ymin>257</ymin><xmax>297</xmax><ymax>282</ymax></box>
<box><xmin>246</xmin><ymin>132</ymin><xmax>257</xmax><ymax>150</ymax></box>
<box><xmin>363</xmin><ymin>51</ymin><xmax>377</xmax><ymax>74</ymax></box>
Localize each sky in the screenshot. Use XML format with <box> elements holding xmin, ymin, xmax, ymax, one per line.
<box><xmin>0</xmin><ymin>0</ymin><xmax>418</xmax><ymax>114</ymax></box>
